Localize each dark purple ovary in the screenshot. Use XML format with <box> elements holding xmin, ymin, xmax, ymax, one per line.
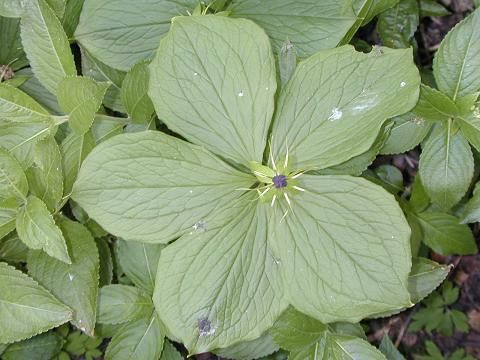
<box><xmin>272</xmin><ymin>174</ymin><xmax>288</xmax><ymax>188</ymax></box>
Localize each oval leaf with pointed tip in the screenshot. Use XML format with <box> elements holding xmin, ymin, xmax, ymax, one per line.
<box><xmin>269</xmin><ymin>175</ymin><xmax>412</xmax><ymax>323</ymax></box>
<box><xmin>0</xmin><ymin>261</ymin><xmax>72</xmax><ymax>344</ymax></box>
<box><xmin>20</xmin><ymin>0</ymin><xmax>76</xmax><ymax>95</ymax></box>
<box><xmin>16</xmin><ymin>196</ymin><xmax>71</xmax><ymax>264</ymax></box>
<box><xmin>149</xmin><ymin>15</ymin><xmax>277</xmax><ymax>165</ymax></box>
<box><xmin>72</xmin><ymin>131</ymin><xmax>254</xmax><ymax>243</ymax></box>
<box><xmin>154</xmin><ymin>197</ymin><xmax>286</xmax><ymax>354</ymax></box>
<box><xmin>27</xmin><ymin>217</ymin><xmax>99</xmax><ymax>335</ymax></box>
<box><xmin>0</xmin><ymin>84</ymin><xmax>52</xmax><ymax>123</ymax></box>
<box><xmin>270</xmin><ymin>46</ymin><xmax>420</xmax><ymax>170</ymax></box>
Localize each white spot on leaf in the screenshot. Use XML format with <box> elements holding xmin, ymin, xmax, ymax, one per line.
<box><xmin>328</xmin><ymin>108</ymin><xmax>343</xmax><ymax>121</ymax></box>
<box><xmin>238</xmin><ymin>91</ymin><xmax>244</xmax><ymax>97</ymax></box>
<box><xmin>400</xmin><ymin>81</ymin><xmax>406</xmax><ymax>87</ymax></box>
<box><xmin>68</xmin><ymin>273</ymin><xmax>74</xmax><ymax>281</ymax></box>
<box><xmin>193</xmin><ymin>220</ymin><xmax>206</xmax><ymax>232</ymax></box>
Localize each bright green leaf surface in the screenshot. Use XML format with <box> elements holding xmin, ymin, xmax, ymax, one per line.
<box><xmin>416</xmin><ymin>211</ymin><xmax>477</xmax><ymax>255</ymax></box>
<box><xmin>97</xmin><ymin>285</ymin><xmax>152</xmax><ymax>325</ymax></box>
<box><xmin>419</xmin><ymin>0</ymin><xmax>450</xmax><ymax>17</ymax></box>
<box><xmin>57</xmin><ymin>76</ymin><xmax>110</xmax><ymax>135</ymax></box>
<box><xmin>149</xmin><ymin>15</ymin><xmax>276</xmax><ymax>165</ymax></box>
<box><xmin>433</xmin><ymin>9</ymin><xmax>480</xmax><ymax>100</ymax></box>
<box><xmin>0</xmin><ymin>147</ymin><xmax>28</xmax><ymax>201</ymax></box>
<box><xmin>154</xmin><ymin>197</ymin><xmax>286</xmax><ymax>353</ymax></box>
<box><xmin>75</xmin><ymin>0</ymin><xmax>198</xmax><ymax>71</ymax></box>
<box><xmin>413</xmin><ymin>84</ymin><xmax>459</xmax><ymax>121</ymax></box>
<box><xmin>116</xmin><ymin>240</ymin><xmax>163</xmax><ymax>294</ymax></box>
<box><xmin>161</xmin><ymin>341</ymin><xmax>183</xmax><ymax>360</ymax></box>
<box><xmin>28</xmin><ymin>217</ymin><xmax>99</xmax><ymax>335</ymax></box>
<box><xmin>461</xmin><ymin>181</ymin><xmax>480</xmax><ymax>223</ymax></box>
<box><xmin>271</xmin><ymin>46</ymin><xmax>419</xmax><ymax>170</ymax></box>
<box><xmin>0</xmin><ymin>83</ymin><xmax>51</xmax><ymax>123</ymax></box>
<box><xmin>16</xmin><ymin>195</ymin><xmax>71</xmax><ymax>263</ymax></box>
<box><xmin>377</xmin><ymin>0</ymin><xmax>419</xmax><ymax>48</ymax></box>
<box><xmin>269</xmin><ymin>175</ymin><xmax>412</xmax><ymax>323</ymax></box>
<box><xmin>121</xmin><ymin>61</ymin><xmax>154</xmax><ymax>124</ymax></box>
<box><xmin>458</xmin><ymin>114</ymin><xmax>480</xmax><ymax>152</ymax></box>
<box><xmin>20</xmin><ymin>0</ymin><xmax>76</xmax><ymax>95</ymax></box>
<box><xmin>228</xmin><ymin>0</ymin><xmax>357</xmax><ymax>57</ymax></box>
<box><xmin>105</xmin><ymin>313</ymin><xmax>164</xmax><ymax>360</ymax></box>
<box><xmin>419</xmin><ymin>122</ymin><xmax>474</xmax><ymax>210</ymax></box>
<box><xmin>214</xmin><ymin>333</ymin><xmax>278</xmax><ymax>360</ymax></box>
<box><xmin>0</xmin><ymin>261</ymin><xmax>71</xmax><ymax>344</ymax></box>
<box><xmin>72</xmin><ymin>131</ymin><xmax>254</xmax><ymax>243</ymax></box>
<box><xmin>0</xmin><ymin>0</ymin><xmax>23</xmax><ymax>17</ymax></box>
<box><xmin>408</xmin><ymin>257</ymin><xmax>451</xmax><ymax>304</ymax></box>
<box><xmin>0</xmin><ymin>204</ymin><xmax>17</xmax><ymax>241</ymax></box>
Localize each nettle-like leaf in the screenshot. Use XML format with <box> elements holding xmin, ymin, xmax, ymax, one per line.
<box><xmin>0</xmin><ymin>84</ymin><xmax>52</xmax><ymax>123</ymax></box>
<box><xmin>73</xmin><ymin>16</ymin><xmax>419</xmax><ymax>353</ymax></box>
<box><xmin>0</xmin><ymin>261</ymin><xmax>72</xmax><ymax>344</ymax></box>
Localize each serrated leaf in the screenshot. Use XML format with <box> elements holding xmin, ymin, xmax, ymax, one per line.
<box><xmin>408</xmin><ymin>257</ymin><xmax>450</xmax><ymax>303</ymax></box>
<box><xmin>26</xmin><ymin>137</ymin><xmax>63</xmax><ymax>211</ymax></box>
<box><xmin>214</xmin><ymin>333</ymin><xmax>279</xmax><ymax>360</ymax></box>
<box><xmin>20</xmin><ymin>0</ymin><xmax>76</xmax><ymax>95</ymax></box>
<box><xmin>154</xmin><ymin>197</ymin><xmax>286</xmax><ymax>353</ymax></box>
<box><xmin>0</xmin><ymin>261</ymin><xmax>72</xmax><ymax>344</ymax></box>
<box><xmin>105</xmin><ymin>313</ymin><xmax>164</xmax><ymax>360</ymax></box>
<box><xmin>269</xmin><ymin>175</ymin><xmax>412</xmax><ymax>323</ymax></box>
<box><xmin>461</xmin><ymin>181</ymin><xmax>480</xmax><ymax>223</ymax></box>
<box><xmin>121</xmin><ymin>61</ymin><xmax>154</xmax><ymax>124</ymax></box>
<box><xmin>458</xmin><ymin>113</ymin><xmax>480</xmax><ymax>152</ymax></box>
<box><xmin>72</xmin><ymin>131</ymin><xmax>254</xmax><ymax>243</ymax></box>
<box><xmin>96</xmin><ymin>237</ymin><xmax>113</xmax><ymax>287</ymax></box>
<box><xmin>413</xmin><ymin>84</ymin><xmax>459</xmax><ymax>121</ymax></box>
<box><xmin>149</xmin><ymin>15</ymin><xmax>276</xmax><ymax>165</ymax></box>
<box><xmin>0</xmin><ymin>147</ymin><xmax>28</xmax><ymax>202</ymax></box>
<box><xmin>27</xmin><ymin>217</ymin><xmax>100</xmax><ymax>335</ymax></box>
<box><xmin>433</xmin><ymin>9</ymin><xmax>480</xmax><ymax>100</ymax></box>
<box><xmin>377</xmin><ymin>0</ymin><xmax>419</xmax><ymax>48</ymax></box>
<box><xmin>0</xmin><ymin>232</ymin><xmax>28</xmax><ymax>262</ymax></box>
<box><xmin>2</xmin><ymin>332</ymin><xmax>64</xmax><ymax>360</ymax></box>
<box><xmin>419</xmin><ymin>122</ymin><xmax>474</xmax><ymax>210</ymax></box>
<box><xmin>60</xmin><ymin>130</ymin><xmax>95</xmax><ymax>195</ymax></box>
<box><xmin>97</xmin><ymin>285</ymin><xmax>152</xmax><ymax>325</ymax></box>
<box><xmin>228</xmin><ymin>0</ymin><xmax>358</xmax><ymax>57</ymax></box>
<box><xmin>0</xmin><ymin>83</ymin><xmax>52</xmax><ymax>123</ymax></box>
<box><xmin>0</xmin><ymin>0</ymin><xmax>23</xmax><ymax>17</ymax></box>
<box><xmin>379</xmin><ymin>334</ymin><xmax>405</xmax><ymax>360</ymax></box>
<box><xmin>161</xmin><ymin>341</ymin><xmax>183</xmax><ymax>360</ymax></box>
<box><xmin>380</xmin><ymin>113</ymin><xmax>432</xmax><ymax>155</ymax></box>
<box><xmin>0</xmin><ymin>17</ymin><xmax>28</xmax><ymax>70</ymax></box>
<box><xmin>62</xmin><ymin>0</ymin><xmax>85</xmax><ymax>37</ymax></box>
<box><xmin>270</xmin><ymin>46</ymin><xmax>419</xmax><ymax>170</ymax></box>
<box><xmin>45</xmin><ymin>0</ymin><xmax>66</xmax><ymax>18</ymax></box>
<box><xmin>57</xmin><ymin>76</ymin><xmax>110</xmax><ymax>135</ymax></box>
<box><xmin>0</xmin><ymin>203</ymin><xmax>17</xmax><ymax>241</ymax></box>
<box><xmin>416</xmin><ymin>211</ymin><xmax>477</xmax><ymax>255</ymax></box>
<box><xmin>16</xmin><ymin>195</ymin><xmax>70</xmax><ymax>263</ymax></box>
<box><xmin>116</xmin><ymin>240</ymin><xmax>163</xmax><ymax>295</ymax></box>
<box><xmin>75</xmin><ymin>0</ymin><xmax>199</xmax><ymax>71</ymax></box>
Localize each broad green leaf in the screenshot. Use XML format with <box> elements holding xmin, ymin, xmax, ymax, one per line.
<box><xmin>91</xmin><ymin>114</ymin><xmax>126</xmax><ymax>143</ymax></box>
<box><xmin>149</xmin><ymin>16</ymin><xmax>276</xmax><ymax>165</ymax></box>
<box><xmin>28</xmin><ymin>217</ymin><xmax>100</xmax><ymax>335</ymax></box>
<box><xmin>409</xmin><ymin>174</ymin><xmax>430</xmax><ymax>213</ymax></box>
<box><xmin>16</xmin><ymin>195</ymin><xmax>70</xmax><ymax>263</ymax></box>
<box><xmin>269</xmin><ymin>175</ymin><xmax>412</xmax><ymax>323</ymax></box>
<box><xmin>57</xmin><ymin>76</ymin><xmax>110</xmax><ymax>134</ymax></box>
<box><xmin>18</xmin><ymin>68</ymin><xmax>63</xmax><ymax>115</ymax></box>
<box><xmin>62</xmin><ymin>0</ymin><xmax>85</xmax><ymax>37</ymax></box>
<box><xmin>458</xmin><ymin>114</ymin><xmax>480</xmax><ymax>152</ymax></box>
<box><xmin>228</xmin><ymin>0</ymin><xmax>357</xmax><ymax>57</ymax></box>
<box><xmin>377</xmin><ymin>0</ymin><xmax>419</xmax><ymax>48</ymax></box>
<box><xmin>0</xmin><ymin>203</ymin><xmax>17</xmax><ymax>241</ymax></box>
<box><xmin>0</xmin><ymin>147</ymin><xmax>28</xmax><ymax>201</ymax></box>
<box><xmin>0</xmin><ymin>119</ymin><xmax>54</xmax><ymax>168</ymax></box>
<box><xmin>461</xmin><ymin>181</ymin><xmax>480</xmax><ymax>223</ymax></box>
<box><xmin>75</xmin><ymin>0</ymin><xmax>198</xmax><ymax>71</ymax></box>
<box><xmin>161</xmin><ymin>341</ymin><xmax>183</xmax><ymax>360</ymax></box>
<box><xmin>1</xmin><ymin>332</ymin><xmax>64</xmax><ymax>360</ymax></box>
<box><xmin>0</xmin><ymin>17</ymin><xmax>28</xmax><ymax>69</ymax></box>
<box><xmin>380</xmin><ymin>113</ymin><xmax>432</xmax><ymax>155</ymax></box>
<box><xmin>0</xmin><ymin>83</ymin><xmax>52</xmax><ymax>123</ymax></box>
<box><xmin>419</xmin><ymin>122</ymin><xmax>474</xmax><ymax>210</ymax></box>
<box><xmin>0</xmin><ymin>261</ymin><xmax>72</xmax><ymax>344</ymax></box>
<box><xmin>96</xmin><ymin>237</ymin><xmax>113</xmax><ymax>286</ymax></box>
<box><xmin>271</xmin><ymin>46</ymin><xmax>419</xmax><ymax>170</ymax></box>
<box><xmin>416</xmin><ymin>212</ymin><xmax>477</xmax><ymax>255</ymax></box>
<box><xmin>278</xmin><ymin>40</ymin><xmax>297</xmax><ymax>87</ymax></box>
<box><xmin>0</xmin><ymin>232</ymin><xmax>28</xmax><ymax>262</ymax></box>
<box><xmin>116</xmin><ymin>240</ymin><xmax>163</xmax><ymax>294</ymax></box>
<box><xmin>80</xmin><ymin>49</ymin><xmax>126</xmax><ymax>113</ymax></box>
<box><xmin>419</xmin><ymin>0</ymin><xmax>450</xmax><ymax>17</ymax></box>
<box><xmin>105</xmin><ymin>313</ymin><xmax>164</xmax><ymax>360</ymax></box>
<box><xmin>121</xmin><ymin>61</ymin><xmax>154</xmax><ymax>124</ymax></box>
<box><xmin>20</xmin><ymin>0</ymin><xmax>76</xmax><ymax>95</ymax></box>
<box><xmin>413</xmin><ymin>84</ymin><xmax>459</xmax><ymax>121</ymax></box>
<box><xmin>97</xmin><ymin>285</ymin><xmax>152</xmax><ymax>325</ymax></box>
<box><xmin>362</xmin><ymin>0</ymin><xmax>399</xmax><ymax>25</ymax></box>
<box><xmin>433</xmin><ymin>9</ymin><xmax>480</xmax><ymax>100</ymax></box>
<box><xmin>154</xmin><ymin>197</ymin><xmax>286</xmax><ymax>353</ymax></box>
<box><xmin>408</xmin><ymin>257</ymin><xmax>450</xmax><ymax>303</ymax></box>
<box><xmin>60</xmin><ymin>130</ymin><xmax>96</xmax><ymax>195</ymax></box>
<box><xmin>214</xmin><ymin>333</ymin><xmax>278</xmax><ymax>360</ymax></box>
<box><xmin>379</xmin><ymin>334</ymin><xmax>405</xmax><ymax>360</ymax></box>
<box><xmin>72</xmin><ymin>131</ymin><xmax>254</xmax><ymax>243</ymax></box>
<box><xmin>45</xmin><ymin>0</ymin><xmax>66</xmax><ymax>18</ymax></box>
<box><xmin>26</xmin><ymin>137</ymin><xmax>63</xmax><ymax>211</ymax></box>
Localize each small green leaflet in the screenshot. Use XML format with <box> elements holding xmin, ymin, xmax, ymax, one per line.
<box><xmin>28</xmin><ymin>217</ymin><xmax>100</xmax><ymax>335</ymax></box>
<box><xmin>0</xmin><ymin>83</ymin><xmax>52</xmax><ymax>123</ymax></box>
<box><xmin>121</xmin><ymin>61</ymin><xmax>154</xmax><ymax>124</ymax></box>
<box><xmin>0</xmin><ymin>147</ymin><xmax>28</xmax><ymax>202</ymax></box>
<box><xmin>20</xmin><ymin>0</ymin><xmax>76</xmax><ymax>95</ymax></box>
<box><xmin>16</xmin><ymin>195</ymin><xmax>71</xmax><ymax>263</ymax></box>
<box><xmin>57</xmin><ymin>76</ymin><xmax>110</xmax><ymax>135</ymax></box>
<box><xmin>0</xmin><ymin>204</ymin><xmax>17</xmax><ymax>241</ymax></box>
<box><xmin>462</xmin><ymin>181</ymin><xmax>480</xmax><ymax>223</ymax></box>
<box><xmin>377</xmin><ymin>0</ymin><xmax>419</xmax><ymax>48</ymax></box>
<box><xmin>408</xmin><ymin>257</ymin><xmax>451</xmax><ymax>303</ymax></box>
<box><xmin>379</xmin><ymin>334</ymin><xmax>405</xmax><ymax>360</ymax></box>
<box><xmin>0</xmin><ymin>232</ymin><xmax>28</xmax><ymax>262</ymax></box>
<box><xmin>0</xmin><ymin>261</ymin><xmax>72</xmax><ymax>344</ymax></box>
<box><xmin>413</xmin><ymin>84</ymin><xmax>459</xmax><ymax>121</ymax></box>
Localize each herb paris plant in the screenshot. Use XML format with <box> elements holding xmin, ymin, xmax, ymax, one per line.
<box><xmin>72</xmin><ymin>15</ymin><xmax>420</xmax><ymax>353</ymax></box>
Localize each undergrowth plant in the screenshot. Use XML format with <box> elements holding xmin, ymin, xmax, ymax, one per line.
<box><xmin>0</xmin><ymin>0</ymin><xmax>479</xmax><ymax>359</ymax></box>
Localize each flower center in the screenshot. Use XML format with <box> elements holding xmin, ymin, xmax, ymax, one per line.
<box><xmin>272</xmin><ymin>174</ymin><xmax>288</xmax><ymax>188</ymax></box>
